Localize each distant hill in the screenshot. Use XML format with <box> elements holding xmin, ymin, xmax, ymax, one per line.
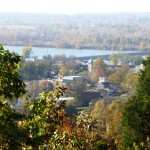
<box><xmin>0</xmin><ymin>12</ymin><xmax>150</xmax><ymax>26</ymax></box>
<box><xmin>0</xmin><ymin>12</ymin><xmax>150</xmax><ymax>50</ymax></box>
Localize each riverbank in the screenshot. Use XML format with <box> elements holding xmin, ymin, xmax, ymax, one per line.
<box><xmin>4</xmin><ymin>45</ymin><xmax>142</xmax><ymax>59</ymax></box>
<box><xmin>3</xmin><ymin>43</ymin><xmax>149</xmax><ymax>51</ymax></box>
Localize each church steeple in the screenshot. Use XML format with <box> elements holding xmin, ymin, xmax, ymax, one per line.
<box><xmin>87</xmin><ymin>58</ymin><xmax>93</xmax><ymax>72</ymax></box>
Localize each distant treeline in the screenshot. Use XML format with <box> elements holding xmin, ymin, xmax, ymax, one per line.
<box><xmin>1</xmin><ymin>13</ymin><xmax>150</xmax><ymax>50</ymax></box>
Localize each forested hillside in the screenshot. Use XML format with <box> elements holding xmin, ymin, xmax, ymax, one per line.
<box><xmin>0</xmin><ymin>13</ymin><xmax>150</xmax><ymax>50</ymax></box>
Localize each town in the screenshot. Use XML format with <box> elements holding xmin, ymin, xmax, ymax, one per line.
<box><xmin>13</xmin><ymin>46</ymin><xmax>146</xmax><ymax>114</ymax></box>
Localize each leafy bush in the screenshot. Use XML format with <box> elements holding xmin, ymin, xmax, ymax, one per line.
<box><xmin>0</xmin><ymin>44</ymin><xmax>98</xmax><ymax>149</ymax></box>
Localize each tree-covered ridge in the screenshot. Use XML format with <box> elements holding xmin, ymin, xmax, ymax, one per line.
<box><xmin>1</xmin><ymin>13</ymin><xmax>150</xmax><ymax>50</ymax></box>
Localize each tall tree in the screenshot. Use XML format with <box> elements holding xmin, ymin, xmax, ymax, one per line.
<box><xmin>122</xmin><ymin>71</ymin><xmax>139</xmax><ymax>94</ymax></box>
<box><xmin>108</xmin><ymin>73</ymin><xmax>122</xmax><ymax>86</ymax></box>
<box><xmin>122</xmin><ymin>56</ymin><xmax>150</xmax><ymax>149</ymax></box>
<box><xmin>0</xmin><ymin>44</ymin><xmax>25</xmax><ymax>99</ymax></box>
<box><xmin>93</xmin><ymin>57</ymin><xmax>107</xmax><ymax>78</ymax></box>
<box><xmin>22</xmin><ymin>46</ymin><xmax>32</xmax><ymax>59</ymax></box>
<box><xmin>0</xmin><ymin>44</ymin><xmax>26</xmax><ymax>149</ymax></box>
<box><xmin>117</xmin><ymin>54</ymin><xmax>130</xmax><ymax>65</ymax></box>
<box><xmin>109</xmin><ymin>53</ymin><xmax>118</xmax><ymax>65</ymax></box>
<box><xmin>93</xmin><ymin>57</ymin><xmax>106</xmax><ymax>72</ymax></box>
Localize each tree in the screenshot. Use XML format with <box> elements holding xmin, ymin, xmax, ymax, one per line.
<box><xmin>22</xmin><ymin>46</ymin><xmax>32</xmax><ymax>59</ymax></box>
<box><xmin>117</xmin><ymin>65</ymin><xmax>130</xmax><ymax>78</ymax></box>
<box><xmin>117</xmin><ymin>54</ymin><xmax>130</xmax><ymax>65</ymax></box>
<box><xmin>91</xmin><ymin>100</ymin><xmax>105</xmax><ymax>132</ymax></box>
<box><xmin>91</xmin><ymin>99</ymin><xmax>127</xmax><ymax>149</ymax></box>
<box><xmin>122</xmin><ymin>71</ymin><xmax>139</xmax><ymax>94</ymax></box>
<box><xmin>93</xmin><ymin>57</ymin><xmax>107</xmax><ymax>73</ymax></box>
<box><xmin>65</xmin><ymin>99</ymin><xmax>77</xmax><ymax>115</ymax></box>
<box><xmin>19</xmin><ymin>61</ymin><xmax>53</xmax><ymax>80</ymax></box>
<box><xmin>19</xmin><ymin>61</ymin><xmax>37</xmax><ymax>80</ymax></box>
<box><xmin>25</xmin><ymin>80</ymin><xmax>54</xmax><ymax>100</ymax></box>
<box><xmin>0</xmin><ymin>44</ymin><xmax>26</xmax><ymax>149</ymax></box>
<box><xmin>53</xmin><ymin>54</ymin><xmax>66</xmax><ymax>61</ymax></box>
<box><xmin>66</xmin><ymin>80</ymin><xmax>88</xmax><ymax>100</ymax></box>
<box><xmin>108</xmin><ymin>73</ymin><xmax>122</xmax><ymax>86</ymax></box>
<box><xmin>58</xmin><ymin>60</ymin><xmax>79</xmax><ymax>77</ymax></box>
<box><xmin>39</xmin><ymin>80</ymin><xmax>54</xmax><ymax>92</ymax></box>
<box><xmin>0</xmin><ymin>44</ymin><xmax>26</xmax><ymax>99</ymax></box>
<box><xmin>104</xmin><ymin>100</ymin><xmax>126</xmax><ymax>149</ymax></box>
<box><xmin>122</xmin><ymin>56</ymin><xmax>150</xmax><ymax>149</ymax></box>
<box><xmin>35</xmin><ymin>61</ymin><xmax>52</xmax><ymax>79</ymax></box>
<box><xmin>131</xmin><ymin>55</ymin><xmax>143</xmax><ymax>65</ymax></box>
<box><xmin>92</xmin><ymin>57</ymin><xmax>107</xmax><ymax>82</ymax></box>
<box><xmin>109</xmin><ymin>53</ymin><xmax>118</xmax><ymax>65</ymax></box>
<box><xmin>43</xmin><ymin>54</ymin><xmax>52</xmax><ymax>61</ymax></box>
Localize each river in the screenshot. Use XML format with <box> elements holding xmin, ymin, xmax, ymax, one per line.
<box><xmin>4</xmin><ymin>45</ymin><xmax>137</xmax><ymax>59</ymax></box>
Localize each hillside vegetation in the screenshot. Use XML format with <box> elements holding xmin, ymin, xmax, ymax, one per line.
<box><xmin>1</xmin><ymin>13</ymin><xmax>150</xmax><ymax>50</ymax></box>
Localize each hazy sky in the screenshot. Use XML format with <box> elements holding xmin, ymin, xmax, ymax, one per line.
<box><xmin>0</xmin><ymin>0</ymin><xmax>150</xmax><ymax>14</ymax></box>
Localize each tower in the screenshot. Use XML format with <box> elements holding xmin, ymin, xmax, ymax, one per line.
<box><xmin>88</xmin><ymin>58</ymin><xmax>93</xmax><ymax>72</ymax></box>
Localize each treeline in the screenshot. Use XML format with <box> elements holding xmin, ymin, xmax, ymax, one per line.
<box><xmin>1</xmin><ymin>13</ymin><xmax>150</xmax><ymax>50</ymax></box>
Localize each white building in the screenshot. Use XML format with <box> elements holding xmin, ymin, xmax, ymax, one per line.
<box><xmin>87</xmin><ymin>59</ymin><xmax>93</xmax><ymax>72</ymax></box>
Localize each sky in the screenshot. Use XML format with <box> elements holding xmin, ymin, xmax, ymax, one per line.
<box><xmin>0</xmin><ymin>0</ymin><xmax>150</xmax><ymax>14</ymax></box>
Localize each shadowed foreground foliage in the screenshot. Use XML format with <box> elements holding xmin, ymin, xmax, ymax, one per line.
<box><xmin>122</xmin><ymin>56</ymin><xmax>150</xmax><ymax>149</ymax></box>
<box><xmin>0</xmin><ymin>45</ymin><xmax>99</xmax><ymax>149</ymax></box>
<box><xmin>0</xmin><ymin>88</ymin><xmax>99</xmax><ymax>149</ymax></box>
<box><xmin>0</xmin><ymin>44</ymin><xmax>26</xmax><ymax>99</ymax></box>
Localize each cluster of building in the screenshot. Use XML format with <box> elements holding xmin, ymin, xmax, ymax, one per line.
<box><xmin>39</xmin><ymin>57</ymin><xmax>144</xmax><ymax>109</ymax></box>
<box><xmin>12</xmin><ymin>57</ymin><xmax>144</xmax><ymax>112</ymax></box>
